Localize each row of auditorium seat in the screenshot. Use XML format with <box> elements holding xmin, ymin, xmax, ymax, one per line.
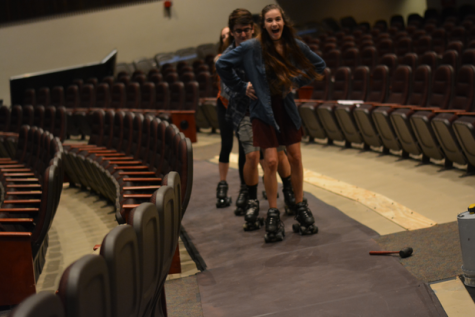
<box><xmin>62</xmin><ymin>110</ymin><xmax>193</xmax><ymax>224</ymax></box>
<box><xmin>0</xmin><ymin>105</ymin><xmax>67</xmax><ymax>158</ymax></box>
<box><xmin>0</xmin><ymin>127</ymin><xmax>64</xmax><ymax>306</ymax></box>
<box><xmin>8</xmin><ymin>187</ymin><xmax>182</xmax><ymax>317</ymax></box>
<box><xmin>297</xmin><ymin>63</ymin><xmax>475</xmax><ymax>173</ymax></box>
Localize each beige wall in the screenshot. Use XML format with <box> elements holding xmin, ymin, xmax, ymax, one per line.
<box><xmin>0</xmin><ymin>0</ymin><xmax>275</xmax><ymax>105</ymax></box>
<box><xmin>279</xmin><ymin>0</ymin><xmax>427</xmax><ymax>26</ymax></box>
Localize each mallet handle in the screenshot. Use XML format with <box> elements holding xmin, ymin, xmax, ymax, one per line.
<box><xmin>369</xmin><ymin>251</ymin><xmax>398</xmax><ymax>255</ymax></box>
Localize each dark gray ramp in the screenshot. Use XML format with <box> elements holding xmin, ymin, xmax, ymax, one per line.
<box><xmin>182</xmin><ymin>161</ymin><xmax>446</xmax><ymax>317</ymax></box>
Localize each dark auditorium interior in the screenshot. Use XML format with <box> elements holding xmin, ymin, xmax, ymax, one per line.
<box><xmin>1</xmin><ymin>0</ymin><xmax>475</xmax><ymax>316</ymax></box>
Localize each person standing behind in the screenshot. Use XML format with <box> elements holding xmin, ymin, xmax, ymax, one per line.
<box><xmin>216</xmin><ymin>4</ymin><xmax>326</xmax><ymax>242</ymax></box>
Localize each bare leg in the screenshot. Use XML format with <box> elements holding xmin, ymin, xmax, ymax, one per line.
<box><xmin>244</xmin><ymin>151</ymin><xmax>259</xmax><ymax>186</ymax></box>
<box><xmin>277</xmin><ymin>150</ymin><xmax>291</xmax><ymax>178</ymax></box>
<box><xmin>219</xmin><ymin>162</ymin><xmax>229</xmax><ymax>182</ymax></box>
<box><xmin>263</xmin><ymin>148</ymin><xmax>278</xmax><ymax>208</ymax></box>
<box><xmin>286</xmin><ymin>143</ymin><xmax>303</xmax><ymax>203</ymax></box>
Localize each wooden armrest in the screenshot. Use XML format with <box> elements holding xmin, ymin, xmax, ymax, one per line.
<box><xmin>86</xmin><ymin>150</ymin><xmax>117</xmax><ymax>154</ymax></box>
<box><xmin>118</xmin><ymin>171</ymin><xmax>156</xmax><ymax>176</ymax></box>
<box><xmin>0</xmin><ymin>208</ymin><xmax>39</xmax><ymax>212</ymax></box>
<box><xmin>6</xmin><ymin>191</ymin><xmax>42</xmax><ymax>195</ymax></box>
<box><xmin>457</xmin><ymin>112</ymin><xmax>475</xmax><ymax>116</ymax></box>
<box><xmin>113</xmin><ymin>166</ymin><xmax>149</xmax><ymax>170</ymax></box>
<box><xmin>0</xmin><ymin>161</ymin><xmax>18</xmax><ymax>164</ymax></box>
<box><xmin>0</xmin><ymin>232</ymin><xmax>31</xmax><ymax>237</ymax></box>
<box><xmin>3</xmin><ymin>199</ymin><xmax>41</xmax><ymax>204</ymax></box>
<box><xmin>0</xmin><ymin>218</ymin><xmax>34</xmax><ymax>223</ymax></box>
<box><xmin>5</xmin><ymin>178</ymin><xmax>38</xmax><ymax>182</ymax></box>
<box><xmin>432</xmin><ymin>109</ymin><xmax>464</xmax><ymax>114</ymax></box>
<box><xmin>121</xmin><ymin>204</ymin><xmax>140</xmax><ymax>209</ymax></box>
<box><xmin>104</xmin><ymin>158</ymin><xmax>136</xmax><ymax>163</ymax></box>
<box><xmin>122</xmin><ymin>194</ymin><xmax>153</xmax><ymax>198</ymax></box>
<box><xmin>1</xmin><ymin>168</ymin><xmax>31</xmax><ymax>172</ymax></box>
<box><xmin>0</xmin><ymin>132</ymin><xmax>19</xmax><ymax>136</ymax></box>
<box><xmin>3</xmin><ymin>173</ymin><xmax>35</xmax><ymax>176</ymax></box>
<box><xmin>107</xmin><ymin>161</ymin><xmax>142</xmax><ymax>165</ymax></box>
<box><xmin>6</xmin><ymin>184</ymin><xmax>41</xmax><ymax>188</ymax></box>
<box><xmin>96</xmin><ymin>153</ymin><xmax>128</xmax><ymax>158</ymax></box>
<box><xmin>77</xmin><ymin>146</ymin><xmax>106</xmax><ymax>151</ymax></box>
<box><xmin>122</xmin><ymin>186</ymin><xmax>161</xmax><ymax>190</ymax></box>
<box><xmin>409</xmin><ymin>106</ymin><xmax>439</xmax><ymax>111</ymax></box>
<box><xmin>63</xmin><ymin>144</ymin><xmax>95</xmax><ymax>147</ymax></box>
<box><xmin>122</xmin><ymin>178</ymin><xmax>162</xmax><ymax>182</ymax></box>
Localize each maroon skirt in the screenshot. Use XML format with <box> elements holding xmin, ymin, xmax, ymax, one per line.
<box><xmin>252</xmin><ymin>95</ymin><xmax>302</xmax><ymax>149</ymax></box>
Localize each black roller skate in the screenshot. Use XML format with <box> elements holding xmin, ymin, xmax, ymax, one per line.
<box><xmin>243</xmin><ymin>199</ymin><xmax>264</xmax><ymax>231</ymax></box>
<box><xmin>283</xmin><ymin>187</ymin><xmax>308</xmax><ymax>216</ymax></box>
<box><xmin>234</xmin><ymin>184</ymin><xmax>248</xmax><ymax>216</ymax></box>
<box><xmin>292</xmin><ymin>201</ymin><xmax>318</xmax><ymax>235</ymax></box>
<box><xmin>264</xmin><ymin>208</ymin><xmax>285</xmax><ymax>243</ymax></box>
<box><xmin>216</xmin><ymin>180</ymin><xmax>232</xmax><ymax>208</ymax></box>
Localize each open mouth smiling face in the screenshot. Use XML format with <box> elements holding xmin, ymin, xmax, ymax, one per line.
<box><xmin>264</xmin><ymin>9</ymin><xmax>284</xmax><ymax>41</ymax></box>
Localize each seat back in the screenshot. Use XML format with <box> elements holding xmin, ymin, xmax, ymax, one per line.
<box><xmin>53</xmin><ymin>106</ymin><xmax>67</xmax><ymax>142</ymax></box>
<box><xmin>100</xmin><ymin>225</ymin><xmax>141</xmax><ymax>317</ymax></box>
<box><xmin>386</xmin><ymin>65</ymin><xmax>412</xmax><ymax>105</ymax></box>
<box><xmin>96</xmin><ymin>83</ymin><xmax>111</xmax><ymax>108</ymax></box>
<box><xmin>169</xmin><ymin>82</ymin><xmax>185</xmax><ymax>110</ymax></box>
<box><xmin>154</xmin><ymin>82</ymin><xmax>170</xmax><ymax>110</ymax></box>
<box><xmin>65</xmin><ymin>85</ymin><xmax>79</xmax><ymax>109</ymax></box>
<box><xmin>127</xmin><ymin>203</ymin><xmax>161</xmax><ymax>317</ymax></box>
<box><xmin>0</xmin><ymin>105</ymin><xmax>10</xmax><ymax>132</ymax></box>
<box><xmin>366</xmin><ymin>65</ymin><xmax>390</xmax><ymax>103</ymax></box>
<box><xmin>415</xmin><ymin>35</ymin><xmax>432</xmax><ymax>55</ymax></box>
<box><xmin>196</xmin><ymin>72</ymin><xmax>212</xmax><ymax>98</ymax></box>
<box><xmin>376</xmin><ymin>38</ymin><xmax>394</xmax><ymax>56</ymax></box>
<box><xmin>22</xmin><ymin>105</ymin><xmax>35</xmax><ymax>127</ymax></box>
<box><xmin>57</xmin><ymin>255</ymin><xmax>112</xmax><ymax>317</ymax></box>
<box><xmin>461</xmin><ymin>49</ymin><xmax>475</xmax><ymax>65</ymax></box>
<box><xmin>432</xmin><ymin>28</ymin><xmax>447</xmax><ymax>55</ymax></box>
<box><xmin>33</xmin><ymin>105</ymin><xmax>45</xmax><ymax>128</ymax></box>
<box><xmin>119</xmin><ymin>112</ymin><xmax>135</xmax><ymax>155</ymax></box>
<box><xmin>378</xmin><ymin>53</ymin><xmax>398</xmax><ymax>77</ymax></box>
<box><xmin>426</xmin><ymin>65</ymin><xmax>454</xmax><ymax>109</ymax></box>
<box><xmin>137</xmin><ymin>115</ymin><xmax>153</xmax><ymax>162</ymax></box>
<box><xmin>9</xmin><ymin>291</ymin><xmax>64</xmax><ymax>317</ymax></box>
<box><xmin>15</xmin><ymin>125</ymin><xmax>30</xmax><ymax>162</ymax></box>
<box><xmin>23</xmin><ymin>89</ymin><xmax>36</xmax><ymax>106</ymax></box>
<box><xmin>9</xmin><ymin>105</ymin><xmax>23</xmax><ymax>133</ymax></box>
<box><xmin>80</xmin><ymin>84</ymin><xmax>96</xmax><ymax>108</ymax></box>
<box><xmin>441</xmin><ymin>50</ymin><xmax>459</xmax><ymax>73</ymax></box>
<box><xmin>102</xmin><ymin>110</ymin><xmax>116</xmax><ymax>149</ymax></box>
<box><xmin>176</xmin><ymin>136</ymin><xmax>193</xmax><ymax>216</ymax></box>
<box><xmin>129</xmin><ymin>113</ymin><xmax>144</xmax><ymax>158</ymax></box>
<box><xmin>110</xmin><ymin>83</ymin><xmax>126</xmax><ymax>109</ymax></box>
<box><xmin>330</xmin><ymin>67</ymin><xmax>351</xmax><ymax>100</ymax></box>
<box><xmin>126</xmin><ymin>83</ymin><xmax>141</xmax><ymax>109</ymax></box>
<box><xmin>400</xmin><ymin>53</ymin><xmax>418</xmax><ymax>71</ymax></box>
<box><xmin>349</xmin><ymin>66</ymin><xmax>369</xmax><ymax>101</ymax></box>
<box><xmin>450</xmin><ymin>65</ymin><xmax>475</xmax><ymax>111</ymax></box>
<box><xmin>110</xmin><ymin>111</ymin><xmax>126</xmax><ymax>150</ymax></box>
<box><xmin>37</xmin><ymin>87</ymin><xmax>50</xmax><ymax>106</ymax></box>
<box><xmin>148</xmin><ymin>119</ymin><xmax>168</xmax><ymax>174</ymax></box>
<box><xmin>341</xmin><ymin>48</ymin><xmax>359</xmax><ymax>72</ymax></box>
<box><xmin>323</xmin><ymin>49</ymin><xmax>341</xmax><ymax>75</ymax></box>
<box><xmin>184</xmin><ymin>81</ymin><xmax>199</xmax><ymax>111</ymax></box>
<box><xmin>44</xmin><ymin>106</ymin><xmax>56</xmax><ymax>134</ymax></box>
<box><xmin>141</xmin><ymin>83</ymin><xmax>156</xmax><ymax>109</ymax></box>
<box><xmin>360</xmin><ymin>46</ymin><xmax>378</xmax><ymax>70</ymax></box>
<box><xmin>162</xmin><ymin>172</ymin><xmax>182</xmax><ymax>220</ymax></box>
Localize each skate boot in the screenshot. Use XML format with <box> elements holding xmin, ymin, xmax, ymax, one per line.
<box><xmin>264</xmin><ymin>208</ymin><xmax>285</xmax><ymax>243</ymax></box>
<box><xmin>216</xmin><ymin>180</ymin><xmax>232</xmax><ymax>208</ymax></box>
<box><xmin>243</xmin><ymin>199</ymin><xmax>264</xmax><ymax>231</ymax></box>
<box><xmin>283</xmin><ymin>187</ymin><xmax>307</xmax><ymax>215</ymax></box>
<box><xmin>292</xmin><ymin>201</ymin><xmax>318</xmax><ymax>235</ymax></box>
<box><xmin>234</xmin><ymin>184</ymin><xmax>248</xmax><ymax>216</ymax></box>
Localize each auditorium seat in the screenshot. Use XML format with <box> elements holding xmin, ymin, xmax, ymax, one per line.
<box><xmin>341</xmin><ymin>48</ymin><xmax>359</xmax><ymax>72</ymax></box>
<box><xmin>141</xmin><ymin>82</ymin><xmax>156</xmax><ymax>110</ymax></box>
<box><xmin>360</xmin><ymin>46</ymin><xmax>378</xmax><ymax>70</ymax></box>
<box><xmin>96</xmin><ymin>83</ymin><xmax>111</xmax><ymax>108</ymax></box>
<box><xmin>415</xmin><ymin>35</ymin><xmax>432</xmax><ymax>55</ymax></box>
<box><xmin>57</xmin><ymin>254</ymin><xmax>112</xmax><ymax>317</ymax></box>
<box><xmin>110</xmin><ymin>83</ymin><xmax>126</xmax><ymax>109</ymax></box>
<box><xmin>184</xmin><ymin>81</ymin><xmax>199</xmax><ymax>111</ymax></box>
<box><xmin>126</xmin><ymin>82</ymin><xmax>141</xmax><ymax>109</ymax></box>
<box><xmin>334</xmin><ymin>66</ymin><xmax>370</xmax><ymax>146</ymax></box>
<box><xmin>376</xmin><ymin>38</ymin><xmax>394</xmax><ymax>56</ymax></box>
<box><xmin>447</xmin><ymin>40</ymin><xmax>464</xmax><ymax>54</ymax></box>
<box><xmin>196</xmin><ymin>72</ymin><xmax>212</xmax><ymax>98</ymax></box>
<box><xmin>395</xmin><ymin>37</ymin><xmax>413</xmax><ymax>63</ymax></box>
<box><xmin>50</xmin><ymin>86</ymin><xmax>64</xmax><ymax>107</ymax></box>
<box><xmin>461</xmin><ymin>49</ymin><xmax>475</xmax><ymax>65</ymax></box>
<box><xmin>33</xmin><ymin>105</ymin><xmax>45</xmax><ymax>129</ymax></box>
<box><xmin>441</xmin><ymin>50</ymin><xmax>459</xmax><ymax>73</ymax></box>
<box><xmin>23</xmin><ymin>89</ymin><xmax>36</xmax><ymax>107</ymax></box>
<box><xmin>378</xmin><ymin>53</ymin><xmax>398</xmax><ymax>77</ymax></box>
<box><xmin>323</xmin><ymin>49</ymin><xmax>341</xmax><ymax>75</ymax></box>
<box><xmin>400</xmin><ymin>53</ymin><xmax>418</xmax><ymax>74</ymax></box>
<box><xmin>432</xmin><ymin>28</ymin><xmax>447</xmax><ymax>56</ymax></box>
<box><xmin>8</xmin><ymin>291</ymin><xmax>64</xmax><ymax>317</ymax></box>
<box><xmin>169</xmin><ymin>82</ymin><xmax>185</xmax><ymax>110</ymax></box>
<box><xmin>413</xmin><ymin>65</ymin><xmax>475</xmax><ymax>167</ymax></box>
<box><xmin>353</xmin><ymin>65</ymin><xmax>390</xmax><ymax>149</ymax></box>
<box><xmin>418</xmin><ymin>51</ymin><xmax>438</xmax><ymax>69</ymax></box>
<box><xmin>155</xmin><ymin>82</ymin><xmax>170</xmax><ymax>110</ymax></box>
<box><xmin>36</xmin><ymin>87</ymin><xmax>50</xmax><ymax>107</ymax></box>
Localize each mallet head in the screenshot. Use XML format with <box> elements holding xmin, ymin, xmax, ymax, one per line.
<box><xmin>399</xmin><ymin>247</ymin><xmax>413</xmax><ymax>258</ymax></box>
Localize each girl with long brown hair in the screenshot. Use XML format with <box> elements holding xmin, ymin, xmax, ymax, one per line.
<box><xmin>216</xmin><ymin>4</ymin><xmax>326</xmax><ymax>242</ymax></box>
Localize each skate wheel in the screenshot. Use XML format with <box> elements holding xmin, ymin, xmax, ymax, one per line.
<box><xmin>234</xmin><ymin>208</ymin><xmax>245</xmax><ymax>216</ymax></box>
<box><xmin>264</xmin><ymin>234</ymin><xmax>270</xmax><ymax>243</ymax></box>
<box><xmin>276</xmin><ymin>232</ymin><xmax>284</xmax><ymax>241</ymax></box>
<box><xmin>311</xmin><ymin>225</ymin><xmax>319</xmax><ymax>234</ymax></box>
<box><xmin>292</xmin><ymin>224</ymin><xmax>300</xmax><ymax>233</ymax></box>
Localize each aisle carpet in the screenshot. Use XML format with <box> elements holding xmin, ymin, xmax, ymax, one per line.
<box><xmin>181</xmin><ymin>160</ymin><xmax>446</xmax><ymax>316</ymax></box>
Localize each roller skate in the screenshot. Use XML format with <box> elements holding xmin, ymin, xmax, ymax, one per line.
<box><xmin>283</xmin><ymin>187</ymin><xmax>307</xmax><ymax>216</ymax></box>
<box><xmin>243</xmin><ymin>199</ymin><xmax>264</xmax><ymax>231</ymax></box>
<box><xmin>216</xmin><ymin>180</ymin><xmax>232</xmax><ymax>208</ymax></box>
<box><xmin>234</xmin><ymin>184</ymin><xmax>248</xmax><ymax>216</ymax></box>
<box><xmin>264</xmin><ymin>208</ymin><xmax>285</xmax><ymax>243</ymax></box>
<box><xmin>292</xmin><ymin>201</ymin><xmax>318</xmax><ymax>235</ymax></box>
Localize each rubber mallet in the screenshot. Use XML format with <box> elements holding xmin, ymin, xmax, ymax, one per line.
<box><xmin>369</xmin><ymin>247</ymin><xmax>413</xmax><ymax>258</ymax></box>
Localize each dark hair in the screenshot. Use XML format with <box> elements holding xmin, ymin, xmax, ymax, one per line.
<box><xmin>228</xmin><ymin>8</ymin><xmax>254</xmax><ymax>32</ymax></box>
<box><xmin>258</xmin><ymin>4</ymin><xmax>321</xmax><ymax>93</ymax></box>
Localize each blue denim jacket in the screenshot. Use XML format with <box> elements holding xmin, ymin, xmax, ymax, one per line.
<box><xmin>216</xmin><ymin>38</ymin><xmax>326</xmax><ymax>131</ymax></box>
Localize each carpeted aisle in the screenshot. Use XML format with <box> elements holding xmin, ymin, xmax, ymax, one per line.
<box><xmin>181</xmin><ymin>161</ymin><xmax>447</xmax><ymax>316</ymax></box>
